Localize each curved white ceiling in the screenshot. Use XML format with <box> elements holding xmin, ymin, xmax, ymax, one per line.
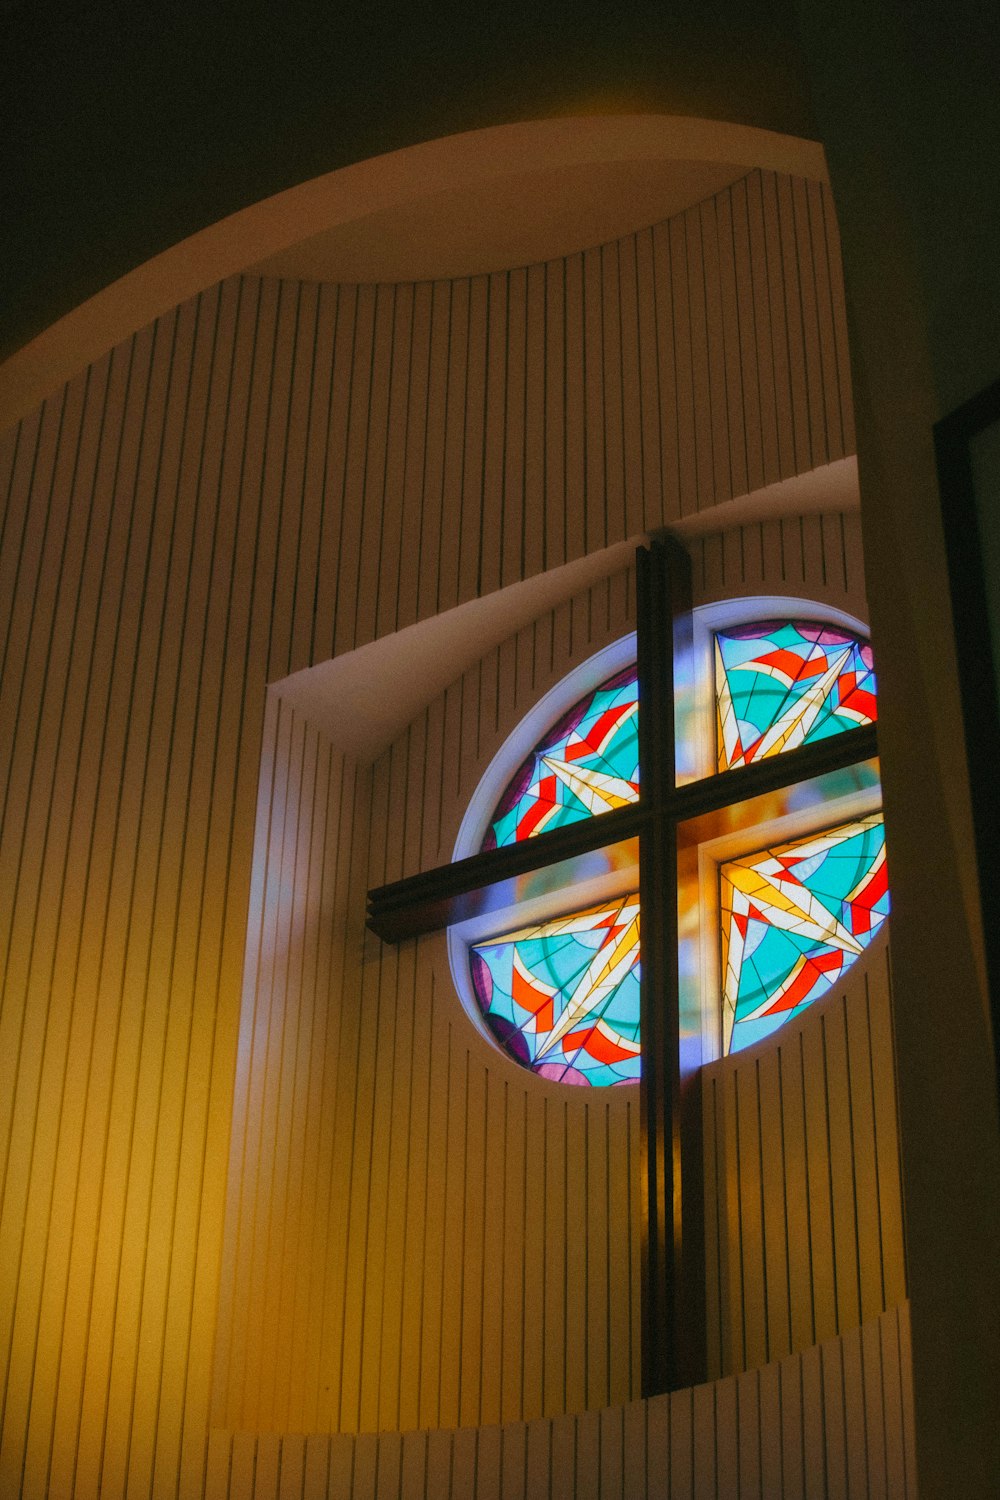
<box><xmin>0</xmin><ymin>114</ymin><xmax>827</xmax><ymax>435</ymax></box>
<box><xmin>250</xmin><ymin>157</ymin><xmax>746</xmax><ymax>286</ymax></box>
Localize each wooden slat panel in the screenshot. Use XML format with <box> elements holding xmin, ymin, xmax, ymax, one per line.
<box><xmin>502</xmin><ymin>267</ymin><xmax>528</xmax><ymax>591</ymax></box>
<box><xmin>841</xmin><ymin>1324</ymin><xmax>869</xmax><ymax>1500</ymax></box>
<box><xmin>801</xmin><ymin>512</ymin><xmax>828</xmax><ymax>592</ymax></box>
<box><xmin>701</xmin><ymin>194</ymin><xmax>733</xmax><ymax>509</ymax></box>
<box><xmin>523</xmin><ymin>264</ymin><xmax>547</xmax><ymax>580</ymax></box>
<box><xmin>846</xmin><ymin>979</ymin><xmax>885</xmax><ymax>1325</ymax></box>
<box><xmin>525</xmin><ymin>1414</ymin><xmax>551</xmax><ymax>1496</ymax></box>
<box><xmin>703</xmin><ymin>1076</ymin><xmax>723</xmax><ymax>1379</ymax></box>
<box><xmin>779</xmin><ymin>1033</ymin><xmax>815</xmax><ymax>1357</ymax></box>
<box><xmin>458</xmin><ymin>279</ymin><xmax>491</xmax><ymax>606</ymax></box>
<box><xmin>715</xmin><ymin>187</ymin><xmax>751</xmax><ymax>503</ymax></box>
<box><xmin>703</xmin><ymin>941</ymin><xmax>904</xmax><ymax>1380</ymax></box>
<box><xmin>479</xmin><ymin>1070</ymin><xmax>507</xmax><ymax>1426</ymax></box>
<box><xmin>268</xmin><ymin>279</ymin><xmax>316</xmax><ymax>681</ymax></box>
<box><xmin>582</xmin><ymin>248</ymin><xmax>607</xmax><ymax>557</ymax></box>
<box><xmin>669</xmin><ymin>214</ymin><xmax>698</xmax><ymax>518</ymax></box>
<box><xmin>756</xmin><ymin>173</ymin><xmax>796</xmax><ymax>482</ymax></box>
<box><xmin>373</xmin><ymin>282</ymin><xmax>415</xmax><ymax>644</ymax></box>
<box><xmin>563</xmin><ymin>1101</ymin><xmax>589</xmax><ymax>1415</ymax></box>
<box><xmin>715</xmin><ymin>1374</ymin><xmax>739</xmax><ymax>1498</ymax></box>
<box><xmin>14</xmin><ymin>340</ymin><xmax>127</xmax><ymax>1496</ymax></box>
<box><xmin>501</xmin><ymin>1085</ymin><xmax>527</xmax><ymax>1423</ymax></box>
<box><xmin>758</xmin><ymin>1046</ymin><xmax>792</xmax><ymax>1363</ymax></box>
<box><xmin>0</xmin><ymin>164</ymin><xmax>862</xmax><ymax>1496</ymax></box>
<box><xmin>692</xmin><ymin>1381</ymin><xmax>716</xmax><ymax>1497</ymax></box>
<box><xmin>277</xmin><ymin>1433</ymin><xmax>306</xmax><ymax>1500</ymax></box>
<box><xmin>601</xmin><ymin>242</ymin><xmax>627</xmax><ymax>546</ymax></box>
<box><xmin>204</xmin><ymin>1430</ymin><xmax>232</xmax><ymax>1500</ymax></box>
<box><xmin>425</xmin><ymin>1428</ymin><xmax>453</xmax><ymax>1498</ymax></box>
<box><xmin>736</xmin><ymin>1368</ymin><xmax>761</xmax><ymax>1499</ymax></box>
<box><xmin>791</xmin><ymin>174</ymin><xmax>828</xmax><ymax>472</ymax></box>
<box><xmin>253</xmin><ymin>1434</ymin><xmax>280</xmax><ymax>1500</ymax></box>
<box><xmin>288</xmin><ymin>282</ymin><xmax>336</xmax><ymax>677</ymax></box>
<box><xmin>415</xmin><ymin>982</ymin><xmax>449</xmax><ymax>1432</ymax></box>
<box><xmin>668</xmin><ymin>1384</ymin><xmax>694</xmax><ymax>1499</ymax></box>
<box><xmin>549</xmin><ymin>1412</ymin><xmax>576</xmax><ymax>1500</ymax></box>
<box><xmin>499</xmin><ymin>1419</ymin><xmax>526</xmax><ymax>1500</ymax></box>
<box><xmin>450</xmin><ymin>1425</ymin><xmax>477</xmax><ymax>1495</ymax></box>
<box><xmin>862</xmin><ymin>1315</ymin><xmax>889</xmax><ymax>1500</ymax></box>
<box><xmin>773</xmin><ymin>172</ymin><xmax>811</xmax><ymax>478</ymax></box>
<box><xmin>478</xmin><ymin>274</ymin><xmax>507</xmax><ymax>601</ymax></box>
<box><xmin>331</xmin><ymin>282</ymin><xmax>376</xmax><ymax>656</ymax></box>
<box><xmin>301</xmin><ymin>1428</ymin><xmax>332</xmax><ymax>1500</ymax></box>
<box><xmin>800</xmin><ymin>1012</ymin><xmax>840</xmax><ymax>1349</ymax></box>
<box><xmin>820</xmin><ymin>1335</ymin><xmax>848</xmax><ymax>1499</ymax></box>
<box><xmin>779</xmin><ymin>1352</ymin><xmax>804</xmax><ymax>1499</ymax></box>
<box><xmin>437</xmin><ymin>1032</ymin><xmax>470</xmax><ymax>1428</ymax></box>
<box><xmin>822</xmin><ymin>184</ymin><xmax>856</xmax><ymax>458</ymax></box>
<box><xmin>326</xmin><ymin>1433</ymin><xmax>354</xmax><ymax>1497</ymax></box>
<box><xmin>310</xmin><ymin>284</ymin><xmax>352</xmax><ymax>664</ymax></box>
<box><xmin>824</xmin><ymin>1005</ymin><xmax>863</xmax><ymax>1336</ymax></box>
<box><xmin>585</xmin><ymin>1097</ymin><xmax>610</xmax><ymax>1411</ymax></box>
<box><xmin>351</xmin><ymin>1431</ymin><xmax>379</xmax><ymax>1499</ymax></box>
<box><xmin>879</xmin><ymin>1305</ymin><xmax>907</xmax><ymax>1500</ymax></box>
<box><xmin>81</xmin><ymin>292</ymin><xmax>209</xmax><ymax>1500</ymax></box>
<box><xmin>807</xmin><ymin>179</ymin><xmax>845</xmax><ymax>467</ymax></box>
<box><xmin>599</xmin><ymin>1401</ymin><xmax>624</xmax><ymax>1498</ymax></box>
<box><xmin>574</xmin><ymin>1407</ymin><xmax>600</xmax><ymax>1500</ymax></box>
<box><xmin>432</xmin><ymin>280</ymin><xmax>466</xmax><ymax>620</ymax></box>
<box><xmin>757</xmin><ymin>1359</ymin><xmax>783</xmax><ymax>1497</ymax></box>
<box><xmin>641</xmin><ymin>219</ymin><xmax>671</xmax><ymax>531</ymax></box>
<box><xmin>229</xmin><ymin>1434</ymin><xmax>256</xmax><ymax>1500</ymax></box>
<box><xmin>353</xmin><ymin>283</ymin><xmax>397</xmax><ymax>651</ymax></box>
<box><xmin>618</xmin><ymin>235</ymin><xmax>646</xmax><ymax>541</ymax></box>
<box><xmin>736</xmin><ymin>1058</ymin><xmax>768</xmax><ymax>1370</ymax></box>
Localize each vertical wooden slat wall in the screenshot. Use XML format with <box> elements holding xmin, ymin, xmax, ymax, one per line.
<box><xmin>203</xmin><ymin>1305</ymin><xmax>917</xmax><ymax>1500</ymax></box>
<box><xmin>211</xmin><ymin>508</ymin><xmax>881</xmax><ymax>1438</ymax></box>
<box><xmin>214</xmin><ymin>569</ymin><xmax>642</xmax><ymax>1437</ymax></box>
<box><xmin>703</xmin><ymin>940</ymin><xmax>907</xmax><ymax>1382</ymax></box>
<box><xmin>687</xmin><ymin>510</ymin><xmax>868</xmax><ymax>613</ymax></box>
<box><xmin>0</xmin><ymin>167</ymin><xmax>868</xmax><ymax>1497</ymax></box>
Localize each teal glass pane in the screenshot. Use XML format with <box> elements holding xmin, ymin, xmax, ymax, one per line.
<box><xmin>484</xmin><ymin>667</ymin><xmax>638</xmax><ymax>851</ymax></box>
<box><xmin>716</xmin><ymin>621</ymin><xmax>877</xmax><ymax>771</ymax></box>
<box><xmin>721</xmin><ymin>814</ymin><xmax>888</xmax><ymax>1053</ymax></box>
<box><xmin>470</xmin><ymin>896</ymin><xmax>641</xmax><ymax>1086</ymax></box>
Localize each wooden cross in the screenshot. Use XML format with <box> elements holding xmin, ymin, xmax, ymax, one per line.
<box><xmin>367</xmin><ymin>536</ymin><xmax>878</xmax><ymax>1395</ymax></box>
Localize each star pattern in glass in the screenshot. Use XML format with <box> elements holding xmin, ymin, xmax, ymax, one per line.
<box><xmin>470</xmin><ymin>895</ymin><xmax>641</xmax><ymax>1086</ymax></box>
<box><xmin>715</xmin><ymin>621</ymin><xmax>877</xmax><ymax>772</ymax></box>
<box><xmin>720</xmin><ymin>813</ymin><xmax>888</xmax><ymax>1053</ymax></box>
<box><xmin>483</xmin><ymin>667</ymin><xmax>638</xmax><ymax>850</ymax></box>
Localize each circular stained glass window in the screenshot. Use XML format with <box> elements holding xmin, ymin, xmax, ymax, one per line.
<box><xmin>457</xmin><ymin>610</ymin><xmax>887</xmax><ymax>1086</ymax></box>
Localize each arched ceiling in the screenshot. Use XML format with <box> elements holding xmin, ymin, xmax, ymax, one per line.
<box><xmin>3</xmin><ymin>1</ymin><xmax>815</xmax><ymax>365</ymax></box>
<box><xmin>249</xmin><ymin>157</ymin><xmax>747</xmax><ymax>286</ymax></box>
<box><xmin>0</xmin><ymin>114</ymin><xmax>826</xmax><ymax>435</ymax></box>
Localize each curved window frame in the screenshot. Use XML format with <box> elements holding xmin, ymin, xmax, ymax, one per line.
<box><xmin>449</xmin><ymin>595</ymin><xmax>883</xmax><ymax>1080</ymax></box>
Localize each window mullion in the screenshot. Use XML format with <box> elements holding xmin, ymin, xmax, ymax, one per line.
<box><xmin>638</xmin><ymin>536</ymin><xmax>705</xmax><ymax>1395</ymax></box>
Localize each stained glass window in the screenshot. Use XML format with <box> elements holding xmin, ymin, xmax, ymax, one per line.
<box><xmin>715</xmin><ymin>621</ymin><xmax>877</xmax><ymax>772</ymax></box>
<box><xmin>720</xmin><ymin>813</ymin><xmax>888</xmax><ymax>1053</ymax></box>
<box><xmin>458</xmin><ymin>608</ymin><xmax>884</xmax><ymax>1086</ymax></box>
<box><xmin>483</xmin><ymin>666</ymin><xmax>639</xmax><ymax>850</ymax></box>
<box><xmin>470</xmin><ymin>895</ymin><xmax>641</xmax><ymax>1086</ymax></box>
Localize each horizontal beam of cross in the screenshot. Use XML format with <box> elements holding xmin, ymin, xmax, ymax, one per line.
<box><xmin>366</xmin><ymin>722</ymin><xmax>878</xmax><ymax>941</ymax></box>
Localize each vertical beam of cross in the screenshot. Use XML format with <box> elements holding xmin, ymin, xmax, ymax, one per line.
<box><xmin>637</xmin><ymin>537</ymin><xmax>704</xmax><ymax>1395</ymax></box>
